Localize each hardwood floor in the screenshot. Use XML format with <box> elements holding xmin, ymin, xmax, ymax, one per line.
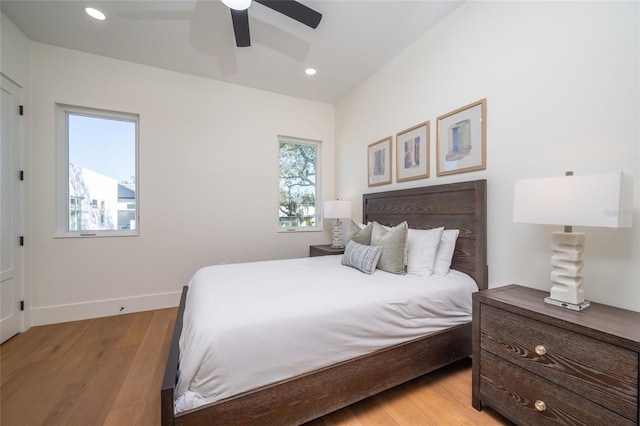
<box><xmin>1</xmin><ymin>308</ymin><xmax>510</xmax><ymax>426</ymax></box>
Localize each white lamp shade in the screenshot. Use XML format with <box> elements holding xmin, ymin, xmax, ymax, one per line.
<box><xmin>221</xmin><ymin>0</ymin><xmax>252</xmax><ymax>10</ymax></box>
<box><xmin>513</xmin><ymin>172</ymin><xmax>634</xmax><ymax>228</ymax></box>
<box><xmin>324</xmin><ymin>200</ymin><xmax>351</xmax><ymax>219</ymax></box>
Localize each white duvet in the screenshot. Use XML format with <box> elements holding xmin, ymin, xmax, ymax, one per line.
<box><xmin>175</xmin><ymin>255</ymin><xmax>478</xmax><ymax>413</ymax></box>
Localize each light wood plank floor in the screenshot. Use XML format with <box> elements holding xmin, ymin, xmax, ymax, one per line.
<box><xmin>1</xmin><ymin>308</ymin><xmax>511</xmax><ymax>426</ymax></box>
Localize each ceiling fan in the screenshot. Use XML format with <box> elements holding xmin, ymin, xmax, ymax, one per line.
<box><xmin>221</xmin><ymin>0</ymin><xmax>322</xmax><ymax>47</ymax></box>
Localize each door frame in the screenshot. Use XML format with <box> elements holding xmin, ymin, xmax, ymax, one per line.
<box><xmin>1</xmin><ymin>72</ymin><xmax>28</xmax><ymax>342</ymax></box>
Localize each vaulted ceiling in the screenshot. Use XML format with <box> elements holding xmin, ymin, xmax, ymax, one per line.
<box><xmin>2</xmin><ymin>1</ymin><xmax>463</xmax><ymax>103</ymax></box>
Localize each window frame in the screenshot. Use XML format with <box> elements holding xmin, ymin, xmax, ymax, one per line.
<box><xmin>55</xmin><ymin>104</ymin><xmax>140</xmax><ymax>238</ymax></box>
<box><xmin>277</xmin><ymin>135</ymin><xmax>322</xmax><ymax>233</ymax></box>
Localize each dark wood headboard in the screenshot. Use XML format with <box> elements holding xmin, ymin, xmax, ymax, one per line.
<box><xmin>363</xmin><ymin>180</ymin><xmax>487</xmax><ymax>290</ymax></box>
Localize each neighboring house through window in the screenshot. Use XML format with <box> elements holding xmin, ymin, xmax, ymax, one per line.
<box><xmin>56</xmin><ymin>104</ymin><xmax>139</xmax><ymax>236</ymax></box>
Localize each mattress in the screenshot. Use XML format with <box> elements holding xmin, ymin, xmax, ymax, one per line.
<box><xmin>175</xmin><ymin>255</ymin><xmax>478</xmax><ymax>413</ymax></box>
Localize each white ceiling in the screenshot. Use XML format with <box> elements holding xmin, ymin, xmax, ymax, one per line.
<box><xmin>1</xmin><ymin>0</ymin><xmax>463</xmax><ymax>104</ymax></box>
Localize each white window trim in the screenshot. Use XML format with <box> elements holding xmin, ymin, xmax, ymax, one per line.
<box><xmin>277</xmin><ymin>135</ymin><xmax>322</xmax><ymax>233</ymax></box>
<box><xmin>55</xmin><ymin>104</ymin><xmax>140</xmax><ymax>238</ymax></box>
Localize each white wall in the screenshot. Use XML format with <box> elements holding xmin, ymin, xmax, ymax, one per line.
<box><xmin>1</xmin><ymin>13</ymin><xmax>30</xmax><ymax>86</ymax></box>
<box><xmin>335</xmin><ymin>1</ymin><xmax>640</xmax><ymax>311</ymax></box>
<box><xmin>26</xmin><ymin>43</ymin><xmax>334</xmax><ymax>324</ymax></box>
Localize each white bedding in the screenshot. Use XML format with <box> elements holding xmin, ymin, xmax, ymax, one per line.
<box><xmin>175</xmin><ymin>255</ymin><xmax>478</xmax><ymax>413</ymax></box>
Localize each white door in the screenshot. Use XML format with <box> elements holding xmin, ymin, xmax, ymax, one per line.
<box><xmin>1</xmin><ymin>74</ymin><xmax>24</xmax><ymax>343</ymax></box>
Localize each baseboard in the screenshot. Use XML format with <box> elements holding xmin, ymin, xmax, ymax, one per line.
<box><xmin>30</xmin><ymin>290</ymin><xmax>183</xmax><ymax>326</ymax></box>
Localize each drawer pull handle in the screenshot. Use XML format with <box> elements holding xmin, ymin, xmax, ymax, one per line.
<box><xmin>534</xmin><ymin>345</ymin><xmax>547</xmax><ymax>356</ymax></box>
<box><xmin>534</xmin><ymin>400</ymin><xmax>547</xmax><ymax>412</ymax></box>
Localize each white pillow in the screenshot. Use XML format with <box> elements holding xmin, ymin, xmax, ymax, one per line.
<box><xmin>407</xmin><ymin>227</ymin><xmax>444</xmax><ymax>276</ymax></box>
<box><xmin>433</xmin><ymin>229</ymin><xmax>459</xmax><ymax>275</ymax></box>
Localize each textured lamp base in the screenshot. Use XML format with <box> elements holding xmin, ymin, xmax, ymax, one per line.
<box><xmin>547</xmin><ymin>231</ymin><xmax>589</xmax><ymax>310</ymax></box>
<box><xmin>331</xmin><ymin>219</ymin><xmax>344</xmax><ymax>248</ymax></box>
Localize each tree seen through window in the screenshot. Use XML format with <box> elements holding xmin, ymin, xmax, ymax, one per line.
<box><xmin>278</xmin><ymin>139</ymin><xmax>320</xmax><ymax>229</ymax></box>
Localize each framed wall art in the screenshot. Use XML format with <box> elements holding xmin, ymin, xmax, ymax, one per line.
<box><xmin>396</xmin><ymin>121</ymin><xmax>429</xmax><ymax>182</ymax></box>
<box><xmin>367</xmin><ymin>136</ymin><xmax>392</xmax><ymax>187</ymax></box>
<box><xmin>436</xmin><ymin>98</ymin><xmax>486</xmax><ymax>176</ymax></box>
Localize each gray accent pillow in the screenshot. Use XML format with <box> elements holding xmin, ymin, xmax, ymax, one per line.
<box><xmin>371</xmin><ymin>221</ymin><xmax>408</xmax><ymax>275</ymax></box>
<box><xmin>341</xmin><ymin>240</ymin><xmax>382</xmax><ymax>274</ymax></box>
<box><xmin>347</xmin><ymin>220</ymin><xmax>373</xmax><ymax>245</ymax></box>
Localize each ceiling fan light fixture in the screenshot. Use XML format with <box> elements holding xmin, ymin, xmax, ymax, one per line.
<box><xmin>85</xmin><ymin>7</ymin><xmax>106</xmax><ymax>21</ymax></box>
<box><xmin>221</xmin><ymin>0</ymin><xmax>252</xmax><ymax>11</ymax></box>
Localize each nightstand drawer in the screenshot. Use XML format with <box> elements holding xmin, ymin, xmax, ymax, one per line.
<box><xmin>480</xmin><ymin>304</ymin><xmax>638</xmax><ymax>421</ymax></box>
<box><xmin>480</xmin><ymin>351</ymin><xmax>636</xmax><ymax>426</ymax></box>
<box><xmin>309</xmin><ymin>245</ymin><xmax>344</xmax><ymax>257</ymax></box>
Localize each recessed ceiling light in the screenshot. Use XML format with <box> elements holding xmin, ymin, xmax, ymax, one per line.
<box><xmin>305</xmin><ymin>68</ymin><xmax>317</xmax><ymax>76</ymax></box>
<box><xmin>85</xmin><ymin>7</ymin><xmax>106</xmax><ymax>21</ymax></box>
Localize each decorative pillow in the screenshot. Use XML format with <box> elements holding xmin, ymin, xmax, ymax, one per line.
<box><xmin>433</xmin><ymin>229</ymin><xmax>460</xmax><ymax>275</ymax></box>
<box><xmin>341</xmin><ymin>240</ymin><xmax>382</xmax><ymax>274</ymax></box>
<box><xmin>407</xmin><ymin>227</ymin><xmax>444</xmax><ymax>276</ymax></box>
<box><xmin>375</xmin><ymin>222</ymin><xmax>411</xmax><ymax>266</ymax></box>
<box><xmin>347</xmin><ymin>220</ymin><xmax>373</xmax><ymax>245</ymax></box>
<box><xmin>370</xmin><ymin>221</ymin><xmax>408</xmax><ymax>275</ymax></box>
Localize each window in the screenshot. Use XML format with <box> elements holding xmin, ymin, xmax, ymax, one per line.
<box><xmin>69</xmin><ymin>197</ymin><xmax>83</xmax><ymax>231</ymax></box>
<box><xmin>278</xmin><ymin>136</ymin><xmax>321</xmax><ymax>232</ymax></box>
<box><xmin>56</xmin><ymin>104</ymin><xmax>139</xmax><ymax>236</ymax></box>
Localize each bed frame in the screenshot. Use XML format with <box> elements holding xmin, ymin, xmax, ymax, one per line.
<box><xmin>161</xmin><ymin>179</ymin><xmax>487</xmax><ymax>425</ymax></box>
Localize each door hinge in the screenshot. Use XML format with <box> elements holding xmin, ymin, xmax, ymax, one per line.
<box><xmin>19</xmin><ymin>170</ymin><xmax>24</xmax><ymax>181</ymax></box>
<box><xmin>19</xmin><ymin>105</ymin><xmax>24</xmax><ymax>116</ymax></box>
<box><xmin>20</xmin><ymin>301</ymin><xmax>24</xmax><ymax>311</ymax></box>
<box><xmin>19</xmin><ymin>236</ymin><xmax>24</xmax><ymax>246</ymax></box>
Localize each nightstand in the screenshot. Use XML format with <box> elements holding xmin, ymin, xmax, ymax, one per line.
<box><xmin>472</xmin><ymin>284</ymin><xmax>640</xmax><ymax>425</ymax></box>
<box><xmin>309</xmin><ymin>244</ymin><xmax>345</xmax><ymax>257</ymax></box>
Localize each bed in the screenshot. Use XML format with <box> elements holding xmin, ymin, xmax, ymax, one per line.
<box><xmin>161</xmin><ymin>179</ymin><xmax>487</xmax><ymax>426</ymax></box>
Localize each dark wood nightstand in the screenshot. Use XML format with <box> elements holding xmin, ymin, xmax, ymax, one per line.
<box><xmin>309</xmin><ymin>244</ymin><xmax>345</xmax><ymax>257</ymax></box>
<box><xmin>472</xmin><ymin>284</ymin><xmax>640</xmax><ymax>425</ymax></box>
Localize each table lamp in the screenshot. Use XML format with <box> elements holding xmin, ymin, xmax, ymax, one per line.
<box><xmin>513</xmin><ymin>172</ymin><xmax>634</xmax><ymax>311</ymax></box>
<box><xmin>324</xmin><ymin>200</ymin><xmax>351</xmax><ymax>248</ymax></box>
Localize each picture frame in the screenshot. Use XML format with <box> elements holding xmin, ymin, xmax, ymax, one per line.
<box><xmin>367</xmin><ymin>137</ymin><xmax>392</xmax><ymax>187</ymax></box>
<box><xmin>396</xmin><ymin>121</ymin><xmax>429</xmax><ymax>182</ymax></box>
<box><xmin>436</xmin><ymin>98</ymin><xmax>487</xmax><ymax>176</ymax></box>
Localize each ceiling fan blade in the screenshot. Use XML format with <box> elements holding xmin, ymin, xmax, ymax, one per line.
<box><xmin>255</xmin><ymin>0</ymin><xmax>322</xmax><ymax>29</ymax></box>
<box><xmin>230</xmin><ymin>8</ymin><xmax>251</xmax><ymax>47</ymax></box>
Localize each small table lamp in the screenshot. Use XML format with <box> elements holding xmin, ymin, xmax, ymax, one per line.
<box><xmin>513</xmin><ymin>172</ymin><xmax>634</xmax><ymax>311</ymax></box>
<box><xmin>324</xmin><ymin>200</ymin><xmax>352</xmax><ymax>248</ymax></box>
